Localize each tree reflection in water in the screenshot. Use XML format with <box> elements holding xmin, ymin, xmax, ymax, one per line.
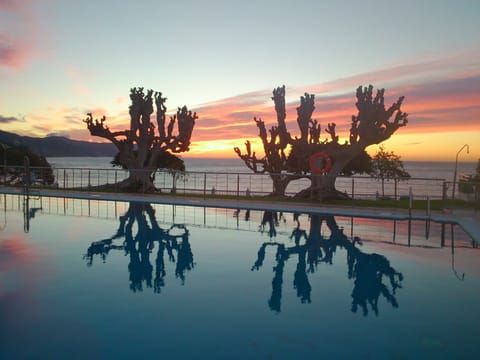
<box><xmin>251</xmin><ymin>211</ymin><xmax>403</xmax><ymax>316</ymax></box>
<box><xmin>84</xmin><ymin>204</ymin><xmax>402</xmax><ymax>314</ymax></box>
<box><xmin>84</xmin><ymin>202</ymin><xmax>194</xmax><ymax>293</ymax></box>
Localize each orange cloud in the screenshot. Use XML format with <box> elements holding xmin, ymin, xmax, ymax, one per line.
<box><xmin>186</xmin><ymin>69</ymin><xmax>479</xmax><ymax>158</ymax></box>
<box><xmin>7</xmin><ymin>49</ymin><xmax>478</xmax><ymax>161</ymax></box>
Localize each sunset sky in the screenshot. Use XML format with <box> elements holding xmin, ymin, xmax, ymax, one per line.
<box><xmin>1</xmin><ymin>0</ymin><xmax>479</xmax><ymax>161</ymax></box>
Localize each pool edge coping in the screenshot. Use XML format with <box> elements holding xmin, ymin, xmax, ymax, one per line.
<box><xmin>2</xmin><ymin>187</ymin><xmax>479</xmax><ymax>244</ymax></box>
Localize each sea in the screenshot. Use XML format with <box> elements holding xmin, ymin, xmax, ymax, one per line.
<box><xmin>47</xmin><ymin>156</ymin><xmax>477</xmax><ymax>181</ymax></box>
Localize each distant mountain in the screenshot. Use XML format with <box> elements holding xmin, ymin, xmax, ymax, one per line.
<box><xmin>0</xmin><ymin>130</ymin><xmax>117</xmax><ymax>157</ymax></box>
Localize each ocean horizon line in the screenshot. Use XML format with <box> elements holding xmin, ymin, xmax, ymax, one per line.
<box><xmin>46</xmin><ymin>155</ymin><xmax>478</xmax><ymax>164</ymax></box>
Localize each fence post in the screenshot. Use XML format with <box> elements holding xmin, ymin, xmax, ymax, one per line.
<box><xmin>351</xmin><ymin>177</ymin><xmax>355</xmax><ymax>200</ymax></box>
<box><xmin>115</xmin><ymin>170</ymin><xmax>118</xmax><ymax>192</ymax></box>
<box><xmin>442</xmin><ymin>181</ymin><xmax>447</xmax><ymax>209</ymax></box>
<box><xmin>237</xmin><ymin>174</ymin><xmax>240</xmax><ymax>197</ymax></box>
<box><xmin>408</xmin><ymin>187</ymin><xmax>413</xmax><ymax>216</ymax></box>
<box><xmin>310</xmin><ymin>174</ymin><xmax>313</xmax><ymax>201</ymax></box>
<box><xmin>394</xmin><ymin>178</ymin><xmax>398</xmax><ymax>200</ymax></box>
<box><xmin>24</xmin><ymin>156</ymin><xmax>30</xmax><ymax>194</ymax></box>
<box><xmin>63</xmin><ymin>169</ymin><xmax>66</xmax><ymax>189</ymax></box>
<box><xmin>203</xmin><ymin>173</ymin><xmax>206</xmax><ymax>199</ymax></box>
<box><xmin>171</xmin><ymin>172</ymin><xmax>177</xmax><ymax>194</ymax></box>
<box><xmin>2</xmin><ymin>147</ymin><xmax>6</xmax><ymax>186</ymax></box>
<box><xmin>427</xmin><ymin>195</ymin><xmax>431</xmax><ymax>217</ymax></box>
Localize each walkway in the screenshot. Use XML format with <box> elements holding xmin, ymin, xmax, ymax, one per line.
<box><xmin>1</xmin><ymin>186</ymin><xmax>479</xmax><ymax>243</ymax></box>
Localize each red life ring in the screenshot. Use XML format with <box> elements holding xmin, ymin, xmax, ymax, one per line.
<box><xmin>310</xmin><ymin>152</ymin><xmax>332</xmax><ymax>175</ymax></box>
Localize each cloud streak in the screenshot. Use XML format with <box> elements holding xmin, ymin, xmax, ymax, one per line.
<box><xmin>0</xmin><ymin>114</ymin><xmax>22</xmax><ymax>123</ymax></box>
<box><xmin>0</xmin><ymin>0</ymin><xmax>40</xmax><ymax>69</ymax></box>
<box><xmin>188</xmin><ymin>55</ymin><xmax>480</xmax><ymax>152</ymax></box>
<box><xmin>3</xmin><ymin>49</ymin><xmax>478</xmax><ymax>160</ymax></box>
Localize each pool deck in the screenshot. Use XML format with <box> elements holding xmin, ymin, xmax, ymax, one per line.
<box><xmin>2</xmin><ymin>186</ymin><xmax>479</xmax><ymax>243</ymax></box>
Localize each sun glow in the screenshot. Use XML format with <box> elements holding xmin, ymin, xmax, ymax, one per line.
<box><xmin>189</xmin><ymin>139</ymin><xmax>241</xmax><ymax>158</ymax></box>
<box><xmin>368</xmin><ymin>131</ymin><xmax>480</xmax><ymax>162</ymax></box>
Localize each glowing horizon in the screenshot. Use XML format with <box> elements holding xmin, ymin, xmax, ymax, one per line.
<box><xmin>1</xmin><ymin>1</ymin><xmax>479</xmax><ymax>162</ymax></box>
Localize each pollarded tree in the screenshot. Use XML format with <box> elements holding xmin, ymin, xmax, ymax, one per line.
<box><xmin>235</xmin><ymin>85</ymin><xmax>408</xmax><ymax>200</ymax></box>
<box><xmin>234</xmin><ymin>86</ymin><xmax>318</xmax><ymax>196</ymax></box>
<box><xmin>84</xmin><ymin>87</ymin><xmax>197</xmax><ymax>192</ymax></box>
<box><xmin>290</xmin><ymin>85</ymin><xmax>408</xmax><ymax>200</ymax></box>
<box><xmin>371</xmin><ymin>145</ymin><xmax>410</xmax><ymax>197</ymax></box>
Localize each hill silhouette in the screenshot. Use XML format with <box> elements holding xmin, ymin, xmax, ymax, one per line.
<box><xmin>0</xmin><ymin>130</ymin><xmax>116</xmax><ymax>157</ymax></box>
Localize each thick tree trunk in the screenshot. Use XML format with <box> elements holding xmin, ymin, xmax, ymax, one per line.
<box><xmin>118</xmin><ymin>169</ymin><xmax>156</xmax><ymax>193</ymax></box>
<box><xmin>83</xmin><ymin>88</ymin><xmax>196</xmax><ymax>194</ymax></box>
<box><xmin>270</xmin><ymin>174</ymin><xmax>291</xmax><ymax>197</ymax></box>
<box><xmin>295</xmin><ymin>174</ymin><xmax>350</xmax><ymax>201</ymax></box>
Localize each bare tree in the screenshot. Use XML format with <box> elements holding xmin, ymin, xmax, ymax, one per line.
<box><xmin>84</xmin><ymin>87</ymin><xmax>197</xmax><ymax>192</ymax></box>
<box><xmin>234</xmin><ymin>86</ymin><xmax>316</xmax><ymax>196</ymax></box>
<box><xmin>235</xmin><ymin>85</ymin><xmax>408</xmax><ymax>200</ymax></box>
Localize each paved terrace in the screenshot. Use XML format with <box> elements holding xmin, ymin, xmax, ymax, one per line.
<box><xmin>1</xmin><ymin>186</ymin><xmax>479</xmax><ymax>244</ymax></box>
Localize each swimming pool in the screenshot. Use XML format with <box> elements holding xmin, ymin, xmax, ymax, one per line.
<box><xmin>1</xmin><ymin>194</ymin><xmax>479</xmax><ymax>359</ymax></box>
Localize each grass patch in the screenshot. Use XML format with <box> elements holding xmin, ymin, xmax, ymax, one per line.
<box><xmin>161</xmin><ymin>192</ymin><xmax>479</xmax><ymax>211</ymax></box>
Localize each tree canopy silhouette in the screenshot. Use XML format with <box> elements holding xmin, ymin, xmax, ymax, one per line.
<box><xmin>371</xmin><ymin>145</ymin><xmax>410</xmax><ymax>197</ymax></box>
<box><xmin>0</xmin><ymin>144</ymin><xmax>54</xmax><ymax>185</ymax></box>
<box><xmin>250</xmin><ymin>211</ymin><xmax>403</xmax><ymax>314</ymax></box>
<box><xmin>84</xmin><ymin>202</ymin><xmax>194</xmax><ymax>293</ymax></box>
<box><xmin>84</xmin><ymin>87</ymin><xmax>197</xmax><ymax>192</ymax></box>
<box><xmin>234</xmin><ymin>85</ymin><xmax>407</xmax><ymax>200</ymax></box>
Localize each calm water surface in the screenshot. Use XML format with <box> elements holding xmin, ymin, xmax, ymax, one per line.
<box><xmin>0</xmin><ymin>194</ymin><xmax>479</xmax><ymax>359</ymax></box>
<box><xmin>47</xmin><ymin>157</ymin><xmax>478</xmax><ymax>180</ymax></box>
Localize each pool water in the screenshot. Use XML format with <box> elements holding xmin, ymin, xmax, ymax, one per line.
<box><xmin>1</xmin><ymin>195</ymin><xmax>479</xmax><ymax>359</ymax></box>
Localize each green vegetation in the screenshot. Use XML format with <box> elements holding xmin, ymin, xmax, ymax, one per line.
<box><xmin>47</xmin><ymin>182</ymin><xmax>478</xmax><ymax>212</ymax></box>
<box><xmin>0</xmin><ymin>144</ymin><xmax>54</xmax><ymax>185</ymax></box>
<box><xmin>458</xmin><ymin>158</ymin><xmax>480</xmax><ymax>197</ymax></box>
<box><xmin>339</xmin><ymin>150</ymin><xmax>372</xmax><ymax>176</ymax></box>
<box><xmin>371</xmin><ymin>145</ymin><xmax>410</xmax><ymax>197</ymax></box>
<box><xmin>111</xmin><ymin>151</ymin><xmax>185</xmax><ymax>172</ymax></box>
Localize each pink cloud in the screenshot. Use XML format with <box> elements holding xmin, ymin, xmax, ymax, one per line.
<box><xmin>0</xmin><ymin>0</ymin><xmax>23</xmax><ymax>9</ymax></box>
<box><xmin>0</xmin><ymin>0</ymin><xmax>40</xmax><ymax>69</ymax></box>
<box><xmin>9</xmin><ymin>50</ymin><xmax>477</xmax><ymax>158</ymax></box>
<box><xmin>0</xmin><ymin>33</ymin><xmax>29</xmax><ymax>69</ymax></box>
<box><xmin>187</xmin><ymin>58</ymin><xmax>480</xmax><ymax>150</ymax></box>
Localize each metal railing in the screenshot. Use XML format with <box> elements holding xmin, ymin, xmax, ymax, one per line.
<box><xmin>3</xmin><ymin>164</ymin><xmax>474</xmax><ymax>203</ymax></box>
<box><xmin>0</xmin><ymin>192</ymin><xmax>476</xmax><ymax>248</ymax></box>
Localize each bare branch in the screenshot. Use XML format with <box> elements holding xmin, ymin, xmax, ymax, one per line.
<box><xmin>350</xmin><ymin>85</ymin><xmax>409</xmax><ymax>146</ymax></box>
<box><xmin>308</xmin><ymin>119</ymin><xmax>321</xmax><ymax>144</ymax></box>
<box><xmin>234</xmin><ymin>142</ymin><xmax>266</xmax><ymax>173</ymax></box>
<box><xmin>296</xmin><ymin>93</ymin><xmax>315</xmax><ymax>143</ymax></box>
<box><xmin>83</xmin><ymin>87</ymin><xmax>197</xmax><ymax>192</ymax></box>
<box><xmin>325</xmin><ymin>123</ymin><xmax>338</xmax><ymax>143</ymax></box>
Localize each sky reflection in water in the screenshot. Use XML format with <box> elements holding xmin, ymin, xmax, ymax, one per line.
<box><xmin>0</xmin><ymin>195</ymin><xmax>479</xmax><ymax>359</ymax></box>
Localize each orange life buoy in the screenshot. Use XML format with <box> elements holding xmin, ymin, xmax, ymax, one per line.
<box><xmin>309</xmin><ymin>152</ymin><xmax>332</xmax><ymax>175</ymax></box>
